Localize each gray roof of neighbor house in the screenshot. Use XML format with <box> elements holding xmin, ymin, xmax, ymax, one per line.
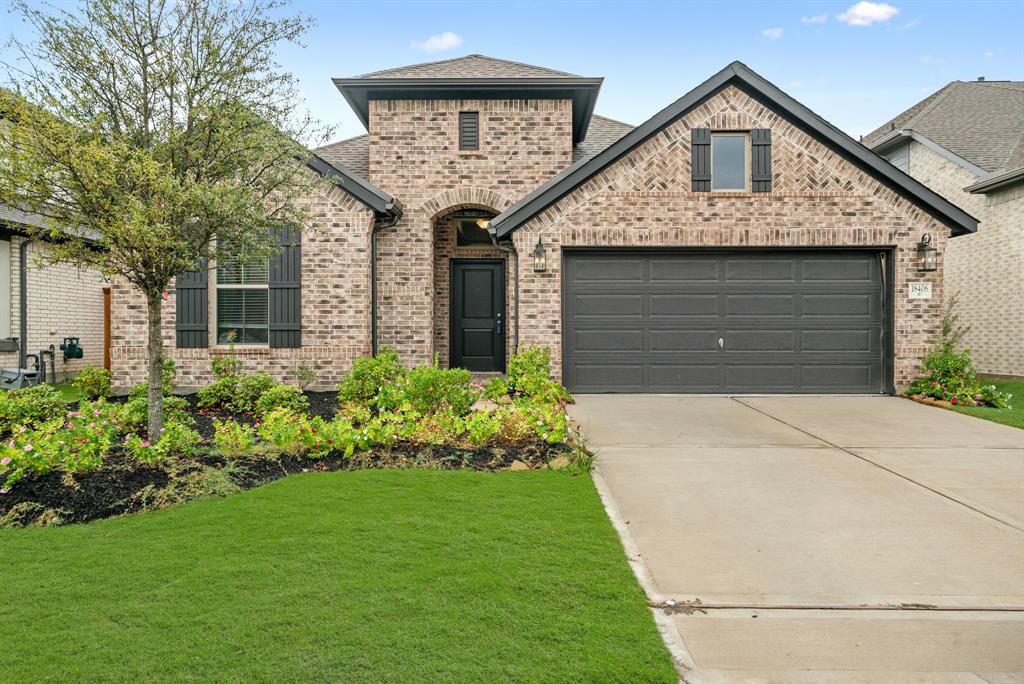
<box><xmin>314</xmin><ymin>114</ymin><xmax>635</xmax><ymax>182</ymax></box>
<box><xmin>490</xmin><ymin>61</ymin><xmax>978</xmax><ymax>239</ymax></box>
<box><xmin>353</xmin><ymin>54</ymin><xmax>579</xmax><ymax>80</ymax></box>
<box><xmin>305</xmin><ymin>154</ymin><xmax>400</xmax><ymax>219</ymax></box>
<box><xmin>333</xmin><ymin>54</ymin><xmax>603</xmax><ymax>145</ymax></box>
<box><xmin>864</xmin><ymin>80</ymin><xmax>1024</xmax><ymax>174</ymax></box>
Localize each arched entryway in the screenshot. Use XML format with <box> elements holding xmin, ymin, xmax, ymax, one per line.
<box><xmin>432</xmin><ymin>205</ymin><xmax>511</xmax><ymax>371</ymax></box>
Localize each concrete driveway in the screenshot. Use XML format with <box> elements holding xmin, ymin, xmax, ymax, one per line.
<box><xmin>569</xmin><ymin>395</ymin><xmax>1024</xmax><ymax>684</ymax></box>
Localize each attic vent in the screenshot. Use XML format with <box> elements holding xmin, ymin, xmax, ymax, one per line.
<box><xmin>459</xmin><ymin>111</ymin><xmax>480</xmax><ymax>151</ymax></box>
<box><xmin>977</xmin><ymin>76</ymin><xmax>986</xmax><ymax>81</ymax></box>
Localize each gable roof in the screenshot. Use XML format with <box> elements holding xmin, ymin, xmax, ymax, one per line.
<box><xmin>353</xmin><ymin>54</ymin><xmax>578</xmax><ymax>80</ymax></box>
<box><xmin>864</xmin><ymin>80</ymin><xmax>1024</xmax><ymax>174</ymax></box>
<box><xmin>573</xmin><ymin>115</ymin><xmax>634</xmax><ymax>164</ymax></box>
<box><xmin>491</xmin><ymin>61</ymin><xmax>978</xmax><ymax>239</ymax></box>
<box><xmin>333</xmin><ymin>54</ymin><xmax>602</xmax><ymax>145</ymax></box>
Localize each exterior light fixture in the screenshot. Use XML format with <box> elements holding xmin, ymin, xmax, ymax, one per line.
<box><xmin>917</xmin><ymin>233</ymin><xmax>937</xmax><ymax>272</ymax></box>
<box><xmin>475</xmin><ymin>219</ymin><xmax>490</xmax><ymax>230</ymax></box>
<box><xmin>532</xmin><ymin>237</ymin><xmax>546</xmax><ymax>272</ymax></box>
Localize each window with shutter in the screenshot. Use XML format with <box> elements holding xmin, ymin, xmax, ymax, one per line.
<box><xmin>711</xmin><ymin>133</ymin><xmax>748</xmax><ymax>191</ymax></box>
<box><xmin>216</xmin><ymin>250</ymin><xmax>269</xmax><ymax>345</ymax></box>
<box><xmin>175</xmin><ymin>261</ymin><xmax>208</xmax><ymax>348</ymax></box>
<box><xmin>459</xmin><ymin>111</ymin><xmax>480</xmax><ymax>151</ymax></box>
<box><xmin>268</xmin><ymin>227</ymin><xmax>301</xmax><ymax>348</ymax></box>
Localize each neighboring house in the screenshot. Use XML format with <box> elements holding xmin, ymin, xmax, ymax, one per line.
<box><xmin>864</xmin><ymin>78</ymin><xmax>1024</xmax><ymax>378</ymax></box>
<box><xmin>111</xmin><ymin>56</ymin><xmax>977</xmax><ymax>394</ymax></box>
<box><xmin>0</xmin><ymin>204</ymin><xmax>108</xmax><ymax>379</ymax></box>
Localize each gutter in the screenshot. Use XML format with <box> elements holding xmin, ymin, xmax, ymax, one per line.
<box><xmin>19</xmin><ymin>237</ymin><xmax>33</xmax><ymax>368</ymax></box>
<box><xmin>487</xmin><ymin>227</ymin><xmax>519</xmax><ymax>356</ymax></box>
<box><xmin>965</xmin><ymin>166</ymin><xmax>1024</xmax><ymax>194</ymax></box>
<box><xmin>370</xmin><ymin>204</ymin><xmax>402</xmax><ymax>355</ymax></box>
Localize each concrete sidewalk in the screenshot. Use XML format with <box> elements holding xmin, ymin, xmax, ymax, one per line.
<box><xmin>570</xmin><ymin>395</ymin><xmax>1024</xmax><ymax>684</ymax></box>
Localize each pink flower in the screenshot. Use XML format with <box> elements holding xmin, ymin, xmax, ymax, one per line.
<box><xmin>16</xmin><ymin>426</ymin><xmax>26</xmax><ymax>434</ymax></box>
<box><xmin>0</xmin><ymin>487</ymin><xmax>9</xmax><ymax>495</ymax></box>
<box><xmin>66</xmin><ymin>423</ymin><xmax>74</xmax><ymax>429</ymax></box>
<box><xmin>23</xmin><ymin>444</ymin><xmax>33</xmax><ymax>452</ymax></box>
<box><xmin>93</xmin><ymin>409</ymin><xmax>102</xmax><ymax>417</ymax></box>
<box><xmin>0</xmin><ymin>457</ymin><xmax>9</xmax><ymax>466</ymax></box>
<box><xmin>141</xmin><ymin>441</ymin><xmax>151</xmax><ymax>448</ymax></box>
<box><xmin>950</xmin><ymin>397</ymin><xmax>959</xmax><ymax>405</ymax></box>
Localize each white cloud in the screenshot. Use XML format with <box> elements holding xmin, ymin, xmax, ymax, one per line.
<box><xmin>893</xmin><ymin>18</ymin><xmax>920</xmax><ymax>30</ymax></box>
<box><xmin>984</xmin><ymin>50</ymin><xmax>995</xmax><ymax>58</ymax></box>
<box><xmin>410</xmin><ymin>31</ymin><xmax>464</xmax><ymax>53</ymax></box>
<box><xmin>837</xmin><ymin>1</ymin><xmax>900</xmax><ymax>26</ymax></box>
<box><xmin>801</xmin><ymin>13</ymin><xmax>829</xmax><ymax>24</ymax></box>
<box><xmin>761</xmin><ymin>27</ymin><xmax>784</xmax><ymax>39</ymax></box>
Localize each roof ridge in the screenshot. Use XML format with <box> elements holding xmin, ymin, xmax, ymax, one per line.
<box><xmin>589</xmin><ymin>113</ymin><xmax>634</xmax><ymax>128</ymax></box>
<box><xmin>899</xmin><ymin>81</ymin><xmax>959</xmax><ymax>132</ymax></box>
<box><xmin>316</xmin><ymin>132</ymin><xmax>369</xmax><ymax>151</ymax></box>
<box><xmin>353</xmin><ymin>53</ymin><xmax>475</xmax><ymax>78</ymax></box>
<box><xmin>351</xmin><ymin>53</ymin><xmax>578</xmax><ymax>79</ymax></box>
<box><xmin>967</xmin><ymin>80</ymin><xmax>1024</xmax><ymax>93</ymax></box>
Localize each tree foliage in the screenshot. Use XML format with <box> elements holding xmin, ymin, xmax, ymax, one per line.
<box><xmin>0</xmin><ymin>0</ymin><xmax>328</xmax><ymax>436</ymax></box>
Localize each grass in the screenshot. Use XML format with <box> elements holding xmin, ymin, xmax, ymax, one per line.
<box><xmin>949</xmin><ymin>378</ymin><xmax>1024</xmax><ymax>429</ymax></box>
<box><xmin>0</xmin><ymin>470</ymin><xmax>675</xmax><ymax>683</ymax></box>
<box><xmin>52</xmin><ymin>382</ymin><xmax>85</xmax><ymax>403</ymax></box>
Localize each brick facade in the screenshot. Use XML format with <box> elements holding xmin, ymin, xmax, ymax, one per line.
<box><xmin>370</xmin><ymin>98</ymin><xmax>572</xmax><ymax>366</ymax></box>
<box><xmin>507</xmin><ymin>86</ymin><xmax>952</xmax><ymax>388</ymax></box>
<box><xmin>896</xmin><ymin>140</ymin><xmax>1023</xmax><ymax>376</ymax></box>
<box><xmin>1</xmin><ymin>236</ymin><xmax>106</xmax><ymax>380</ymax></box>
<box><xmin>110</xmin><ymin>186</ymin><xmax>374</xmax><ymax>389</ymax></box>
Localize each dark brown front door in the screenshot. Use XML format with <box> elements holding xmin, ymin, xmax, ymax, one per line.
<box><xmin>450</xmin><ymin>260</ymin><xmax>505</xmax><ymax>372</ymax></box>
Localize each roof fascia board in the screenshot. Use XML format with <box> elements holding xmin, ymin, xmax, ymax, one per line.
<box><xmin>869</xmin><ymin>129</ymin><xmax>989</xmax><ymax>177</ymax></box>
<box><xmin>305</xmin><ymin>154</ymin><xmax>401</xmax><ymax>218</ymax></box>
<box><xmin>964</xmin><ymin>166</ymin><xmax>1024</xmax><ymax>193</ymax></box>
<box><xmin>493</xmin><ymin>62</ymin><xmax>978</xmax><ymax>237</ymax></box>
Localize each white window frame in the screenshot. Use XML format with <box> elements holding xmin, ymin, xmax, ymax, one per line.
<box><xmin>710</xmin><ymin>132</ymin><xmax>751</xmax><ymax>191</ymax></box>
<box><xmin>211</xmin><ymin>253</ymin><xmax>270</xmax><ymax>347</ymax></box>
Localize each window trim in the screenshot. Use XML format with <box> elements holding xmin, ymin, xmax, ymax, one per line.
<box><xmin>710</xmin><ymin>131</ymin><xmax>751</xmax><ymax>192</ymax></box>
<box><xmin>211</xmin><ymin>253</ymin><xmax>271</xmax><ymax>347</ymax></box>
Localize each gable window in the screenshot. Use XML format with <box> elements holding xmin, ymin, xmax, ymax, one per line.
<box><xmin>459</xmin><ymin>111</ymin><xmax>480</xmax><ymax>151</ymax></box>
<box><xmin>456</xmin><ymin>218</ymin><xmax>493</xmax><ymax>247</ymax></box>
<box><xmin>216</xmin><ymin>253</ymin><xmax>269</xmax><ymax>344</ymax></box>
<box><xmin>711</xmin><ymin>133</ymin><xmax>748</xmax><ymax>190</ymax></box>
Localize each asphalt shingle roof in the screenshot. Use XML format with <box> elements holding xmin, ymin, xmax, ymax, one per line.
<box><xmin>314</xmin><ymin>114</ymin><xmax>634</xmax><ymax>183</ymax></box>
<box><xmin>864</xmin><ymin>80</ymin><xmax>1024</xmax><ymax>173</ymax></box>
<box><xmin>353</xmin><ymin>54</ymin><xmax>579</xmax><ymax>80</ymax></box>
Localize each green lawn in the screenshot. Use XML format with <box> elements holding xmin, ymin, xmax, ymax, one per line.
<box><xmin>950</xmin><ymin>378</ymin><xmax>1024</xmax><ymax>429</ymax></box>
<box><xmin>52</xmin><ymin>382</ymin><xmax>85</xmax><ymax>403</ymax></box>
<box><xmin>0</xmin><ymin>470</ymin><xmax>675</xmax><ymax>683</ymax></box>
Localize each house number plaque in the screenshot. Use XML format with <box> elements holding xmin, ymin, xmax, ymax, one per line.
<box><xmin>908</xmin><ymin>282</ymin><xmax>932</xmax><ymax>300</ymax></box>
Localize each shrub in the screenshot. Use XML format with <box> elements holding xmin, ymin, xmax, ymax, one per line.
<box><xmin>0</xmin><ymin>385</ymin><xmax>66</xmax><ymax>435</ymax></box>
<box><xmin>71</xmin><ymin>366</ymin><xmax>111</xmax><ymax>399</ymax></box>
<box><xmin>336</xmin><ymin>346</ymin><xmax>404</xmax><ymax>408</ymax></box>
<box><xmin>409</xmin><ymin>408</ymin><xmax>465</xmax><ymax>446</ymax></box>
<box><xmin>228</xmin><ymin>373</ymin><xmax>277</xmax><ymax>413</ymax></box>
<box><xmin>211</xmin><ymin>355</ymin><xmax>243</xmax><ymax>379</ymax></box>
<box><xmin>495</xmin><ymin>405</ymin><xmax>536</xmax><ymax>445</ymax></box>
<box><xmin>519</xmin><ymin>400</ymin><xmax>570</xmax><ymax>444</ymax></box>
<box><xmin>257</xmin><ymin>408</ymin><xmax>346</xmax><ymax>458</ymax></box>
<box><xmin>464</xmin><ymin>409</ymin><xmax>501</xmax><ymax>447</ymax></box>
<box><xmin>117</xmin><ymin>395</ymin><xmax>191</xmax><ymax>435</ymax></box>
<box><xmin>295</xmin><ymin>361</ymin><xmax>318</xmax><ymax>390</ymax></box>
<box><xmin>196</xmin><ymin>375</ymin><xmax>238</xmax><ymax>409</ymax></box>
<box><xmin>979</xmin><ymin>384</ymin><xmax>1013</xmax><ymax>409</ymax></box>
<box><xmin>254</xmin><ymin>384</ymin><xmax>309</xmax><ymax>416</ymax></box>
<box><xmin>212</xmin><ymin>420</ymin><xmax>258</xmax><ymax>459</ymax></box>
<box><xmin>378</xmin><ymin>364</ymin><xmax>477</xmax><ymax>416</ymax></box>
<box><xmin>503</xmin><ymin>347</ymin><xmax>572</xmax><ymax>406</ymax></box>
<box><xmin>125</xmin><ymin>420</ymin><xmax>200</xmax><ymax>464</ymax></box>
<box><xmin>482</xmin><ymin>377</ymin><xmax>510</xmax><ymax>402</ymax></box>
<box><xmin>128</xmin><ymin>357</ymin><xmax>177</xmax><ymax>401</ymax></box>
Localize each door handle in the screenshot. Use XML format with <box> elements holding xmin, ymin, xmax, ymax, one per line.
<box><xmin>496</xmin><ymin>315</ymin><xmax>503</xmax><ymax>335</ymax></box>
<box><xmin>719</xmin><ymin>337</ymin><xmax>724</xmax><ymax>349</ymax></box>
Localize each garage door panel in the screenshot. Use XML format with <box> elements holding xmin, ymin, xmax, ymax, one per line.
<box><xmin>572</xmin><ymin>329</ymin><xmax>644</xmax><ymax>352</ymax></box>
<box><xmin>571</xmin><ymin>293</ymin><xmax>644</xmax><ymax>317</ymax></box>
<box><xmin>726</xmin><ymin>294</ymin><xmax>795</xmax><ymax>316</ymax></box>
<box><xmin>568</xmin><ymin>258</ymin><xmax>644</xmax><ymax>283</ymax></box>
<box><xmin>650</xmin><ymin>329</ymin><xmax>719</xmax><ymax>351</ymax></box>
<box><xmin>563</xmin><ymin>250</ymin><xmax>886</xmax><ymax>394</ymax></box>
<box><xmin>651</xmin><ymin>294</ymin><xmax>719</xmax><ymax>317</ymax></box>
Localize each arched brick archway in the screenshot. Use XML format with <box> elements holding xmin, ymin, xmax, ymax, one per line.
<box><xmin>422</xmin><ymin>187</ymin><xmax>514</xmax><ymax>221</ymax></box>
<box><xmin>428</xmin><ymin>188</ymin><xmax>515</xmax><ymax>371</ymax></box>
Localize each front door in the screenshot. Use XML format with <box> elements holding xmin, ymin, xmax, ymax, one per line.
<box><xmin>450</xmin><ymin>260</ymin><xmax>505</xmax><ymax>372</ymax></box>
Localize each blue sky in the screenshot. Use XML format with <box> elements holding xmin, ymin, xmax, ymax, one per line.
<box><xmin>4</xmin><ymin>1</ymin><xmax>1022</xmax><ymax>145</ymax></box>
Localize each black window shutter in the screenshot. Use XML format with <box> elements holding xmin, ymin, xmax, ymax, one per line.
<box><xmin>459</xmin><ymin>111</ymin><xmax>479</xmax><ymax>151</ymax></box>
<box><xmin>269</xmin><ymin>226</ymin><xmax>301</xmax><ymax>348</ymax></box>
<box><xmin>751</xmin><ymin>128</ymin><xmax>772</xmax><ymax>192</ymax></box>
<box><xmin>175</xmin><ymin>260</ymin><xmax>208</xmax><ymax>348</ymax></box>
<box><xmin>691</xmin><ymin>128</ymin><xmax>711</xmax><ymax>191</ymax></box>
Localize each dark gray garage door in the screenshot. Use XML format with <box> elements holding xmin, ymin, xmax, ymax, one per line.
<box><xmin>562</xmin><ymin>250</ymin><xmax>888</xmax><ymax>393</ymax></box>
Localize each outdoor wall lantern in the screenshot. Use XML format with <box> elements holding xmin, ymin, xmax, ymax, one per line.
<box><xmin>917</xmin><ymin>233</ymin><xmax>938</xmax><ymax>272</ymax></box>
<box><xmin>532</xmin><ymin>237</ymin><xmax>547</xmax><ymax>272</ymax></box>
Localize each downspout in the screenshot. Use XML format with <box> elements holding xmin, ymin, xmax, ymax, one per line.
<box><xmin>18</xmin><ymin>237</ymin><xmax>33</xmax><ymax>368</ymax></box>
<box><xmin>488</xmin><ymin>227</ymin><xmax>519</xmax><ymax>356</ymax></box>
<box><xmin>370</xmin><ymin>205</ymin><xmax>401</xmax><ymax>355</ymax></box>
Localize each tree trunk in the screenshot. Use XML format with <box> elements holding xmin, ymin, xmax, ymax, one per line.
<box><xmin>146</xmin><ymin>292</ymin><xmax>164</xmax><ymax>439</ymax></box>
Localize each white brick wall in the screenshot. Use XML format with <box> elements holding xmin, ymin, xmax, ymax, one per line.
<box><xmin>0</xmin><ymin>236</ymin><xmax>107</xmax><ymax>379</ymax></box>
<box><xmin>903</xmin><ymin>141</ymin><xmax>1024</xmax><ymax>376</ymax></box>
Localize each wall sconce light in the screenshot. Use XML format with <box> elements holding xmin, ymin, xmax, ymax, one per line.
<box><xmin>917</xmin><ymin>233</ymin><xmax>937</xmax><ymax>272</ymax></box>
<box><xmin>532</xmin><ymin>237</ymin><xmax>546</xmax><ymax>272</ymax></box>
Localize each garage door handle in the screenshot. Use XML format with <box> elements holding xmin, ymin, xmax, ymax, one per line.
<box><xmin>719</xmin><ymin>338</ymin><xmax>724</xmax><ymax>348</ymax></box>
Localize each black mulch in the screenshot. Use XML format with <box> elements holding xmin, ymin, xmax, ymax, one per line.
<box><xmin>1</xmin><ymin>390</ymin><xmax>573</xmax><ymax>527</ymax></box>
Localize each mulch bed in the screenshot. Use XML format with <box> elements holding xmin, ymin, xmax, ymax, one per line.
<box><xmin>1</xmin><ymin>390</ymin><xmax>572</xmax><ymax>527</ymax></box>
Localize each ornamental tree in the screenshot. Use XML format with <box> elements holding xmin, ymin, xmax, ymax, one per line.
<box><xmin>0</xmin><ymin>0</ymin><xmax>327</xmax><ymax>437</ymax></box>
